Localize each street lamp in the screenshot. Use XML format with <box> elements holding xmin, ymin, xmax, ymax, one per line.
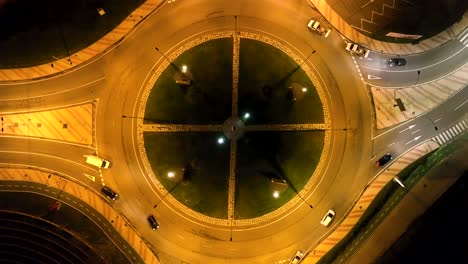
<box><xmin>393</xmin><ymin>177</ymin><xmax>406</xmax><ymax>188</ymax></box>
<box><xmin>426</xmin><ymin>117</ymin><xmax>438</xmax><ymax>131</ymax></box>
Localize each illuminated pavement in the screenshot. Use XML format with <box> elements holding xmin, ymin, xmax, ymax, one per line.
<box><xmin>0</xmin><ymin>0</ymin><xmax>467</xmax><ymax>263</ymax></box>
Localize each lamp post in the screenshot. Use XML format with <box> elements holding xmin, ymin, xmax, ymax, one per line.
<box><xmin>153</xmin><ymin>170</ymin><xmax>184</xmax><ymax>208</ymax></box>
<box><xmin>426</xmin><ymin>117</ymin><xmax>438</xmax><ymax>131</ymax></box>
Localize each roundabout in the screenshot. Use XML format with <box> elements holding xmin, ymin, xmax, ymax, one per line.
<box><xmin>111</xmin><ymin>5</ymin><xmax>372</xmax><ymax>260</ymax></box>
<box><xmin>134</xmin><ymin>31</ymin><xmax>332</xmax><ymax>227</ymax></box>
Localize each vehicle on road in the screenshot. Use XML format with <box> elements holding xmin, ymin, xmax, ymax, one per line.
<box><xmin>345</xmin><ymin>43</ymin><xmax>369</xmax><ymax>58</ymax></box>
<box><xmin>376</xmin><ymin>153</ymin><xmax>393</xmax><ymax>166</ymax></box>
<box><xmin>320</xmin><ymin>209</ymin><xmax>336</xmax><ymax>227</ymax></box>
<box><xmin>147</xmin><ymin>215</ymin><xmax>160</xmax><ymax>230</ymax></box>
<box><xmin>84</xmin><ymin>155</ymin><xmax>110</xmax><ymax>169</ymax></box>
<box><xmin>101</xmin><ymin>186</ymin><xmax>118</xmax><ymax>200</ymax></box>
<box><xmin>307</xmin><ymin>19</ymin><xmax>331</xmax><ymax>38</ymax></box>
<box><xmin>290</xmin><ymin>250</ymin><xmax>304</xmax><ymax>264</ymax></box>
<box><xmin>388</xmin><ymin>58</ymin><xmax>406</xmax><ymax>67</ymax></box>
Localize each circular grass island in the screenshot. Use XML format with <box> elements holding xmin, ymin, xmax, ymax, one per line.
<box><xmin>139</xmin><ymin>33</ymin><xmax>329</xmax><ymax>223</ymax></box>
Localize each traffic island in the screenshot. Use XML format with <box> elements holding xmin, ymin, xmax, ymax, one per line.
<box><xmin>140</xmin><ymin>32</ymin><xmax>328</xmax><ymax>224</ymax></box>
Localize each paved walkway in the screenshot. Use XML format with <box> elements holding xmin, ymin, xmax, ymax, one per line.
<box><xmin>302</xmin><ymin>140</ymin><xmax>440</xmax><ymax>263</ymax></box>
<box><xmin>0</xmin><ymin>1</ymin><xmax>466</xmax><ymax>82</ymax></box>
<box><xmin>1</xmin><ymin>102</ymin><xmax>94</xmax><ymax>145</ymax></box>
<box><xmin>372</xmin><ymin>64</ymin><xmax>468</xmax><ymax>129</ymax></box>
<box><xmin>0</xmin><ymin>168</ymin><xmax>160</xmax><ymax>264</ymax></box>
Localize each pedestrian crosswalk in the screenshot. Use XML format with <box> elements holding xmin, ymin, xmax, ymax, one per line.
<box><xmin>432</xmin><ymin>120</ymin><xmax>468</xmax><ymax>145</ymax></box>
<box><xmin>457</xmin><ymin>27</ymin><xmax>468</xmax><ymax>47</ymax></box>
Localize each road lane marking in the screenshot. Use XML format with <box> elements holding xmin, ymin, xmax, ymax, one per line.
<box><xmin>454</xmin><ymin>98</ymin><xmax>468</xmax><ymax>110</ymax></box>
<box><xmin>83</xmin><ymin>173</ymin><xmax>96</xmax><ymax>182</ymax></box>
<box><xmin>367</xmin><ymin>74</ymin><xmax>381</xmax><ymax>80</ymax></box>
<box><xmin>399</xmin><ymin>124</ymin><xmax>415</xmax><ymax>133</ymax></box>
<box><xmin>434</xmin><ymin>118</ymin><xmax>442</xmax><ymax>123</ymax></box>
<box><xmin>176</xmin><ymin>234</ymin><xmax>185</xmax><ymax>240</ymax></box>
<box><xmin>410</xmin><ymin>129</ymin><xmax>420</xmax><ymax>135</ymax></box>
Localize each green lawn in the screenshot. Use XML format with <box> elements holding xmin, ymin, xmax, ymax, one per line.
<box><xmin>144</xmin><ymin>132</ymin><xmax>229</xmax><ymax>219</ymax></box>
<box><xmin>238</xmin><ymin>39</ymin><xmax>324</xmax><ymax>124</ymax></box>
<box><xmin>0</xmin><ymin>0</ymin><xmax>144</xmax><ymax>68</ymax></box>
<box><xmin>145</xmin><ymin>38</ymin><xmax>233</xmax><ymax>124</ymax></box>
<box><xmin>235</xmin><ymin>131</ymin><xmax>324</xmax><ymax>219</ymax></box>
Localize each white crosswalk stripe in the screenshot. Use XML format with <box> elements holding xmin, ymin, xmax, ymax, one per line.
<box><xmin>449</xmin><ymin>128</ymin><xmax>457</xmax><ymax>137</ymax></box>
<box><xmin>432</xmin><ymin>119</ymin><xmax>468</xmax><ymax>145</ymax></box>
<box><xmin>459</xmin><ymin>28</ymin><xmax>468</xmax><ymax>47</ymax></box>
<box><xmin>462</xmin><ymin>120</ymin><xmax>468</xmax><ymax>129</ymax></box>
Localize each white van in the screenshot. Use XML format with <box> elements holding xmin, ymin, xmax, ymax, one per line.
<box><xmin>84</xmin><ymin>155</ymin><xmax>110</xmax><ymax>169</ymax></box>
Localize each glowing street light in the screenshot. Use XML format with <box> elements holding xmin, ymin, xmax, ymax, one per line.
<box><xmin>181</xmin><ymin>65</ymin><xmax>188</xmax><ymax>73</ymax></box>
<box><xmin>167</xmin><ymin>171</ymin><xmax>175</xmax><ymax>178</ymax></box>
<box><xmin>243</xmin><ymin>112</ymin><xmax>250</xmax><ymax>120</ymax></box>
<box><xmin>302</xmin><ymin>87</ymin><xmax>308</xmax><ymax>92</ymax></box>
<box><xmin>217</xmin><ymin>137</ymin><xmax>225</xmax><ymax>144</ymax></box>
<box><xmin>273</xmin><ymin>191</ymin><xmax>279</xmax><ymax>198</ymax></box>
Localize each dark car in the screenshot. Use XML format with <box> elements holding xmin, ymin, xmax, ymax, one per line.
<box><xmin>147</xmin><ymin>215</ymin><xmax>159</xmax><ymax>230</ymax></box>
<box><xmin>376</xmin><ymin>153</ymin><xmax>393</xmax><ymax>166</ymax></box>
<box><xmin>388</xmin><ymin>58</ymin><xmax>406</xmax><ymax>67</ymax></box>
<box><xmin>101</xmin><ymin>186</ymin><xmax>118</xmax><ymax>200</ymax></box>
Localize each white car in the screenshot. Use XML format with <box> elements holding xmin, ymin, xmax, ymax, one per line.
<box><xmin>320</xmin><ymin>209</ymin><xmax>336</xmax><ymax>227</ymax></box>
<box><xmin>307</xmin><ymin>19</ymin><xmax>332</xmax><ymax>38</ymax></box>
<box><xmin>290</xmin><ymin>250</ymin><xmax>304</xmax><ymax>264</ymax></box>
<box><xmin>345</xmin><ymin>43</ymin><xmax>369</xmax><ymax>58</ymax></box>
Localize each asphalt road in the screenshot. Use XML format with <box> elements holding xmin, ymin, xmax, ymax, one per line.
<box><xmin>0</xmin><ymin>0</ymin><xmax>466</xmax><ymax>263</ymax></box>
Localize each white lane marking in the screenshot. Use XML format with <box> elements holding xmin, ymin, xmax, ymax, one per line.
<box><xmin>454</xmin><ymin>98</ymin><xmax>468</xmax><ymax>110</ymax></box>
<box><xmin>0</xmin><ymin>77</ymin><xmax>105</xmax><ymax>101</ymax></box>
<box><xmin>176</xmin><ymin>234</ymin><xmax>185</xmax><ymax>240</ymax></box>
<box><xmin>411</xmin><ymin>129</ymin><xmax>420</xmax><ymax>135</ymax></box>
<box><xmin>405</xmin><ymin>135</ymin><xmax>422</xmax><ymax>145</ymax></box>
<box><xmin>83</xmin><ymin>173</ymin><xmax>96</xmax><ymax>182</ymax></box>
<box><xmin>399</xmin><ymin>124</ymin><xmax>416</xmax><ymax>133</ymax></box>
<box><xmin>0</xmin><ymin>151</ymin><xmax>98</xmax><ymax>172</ymax></box>
<box><xmin>387</xmin><ymin>142</ymin><xmax>395</xmax><ymax>147</ymax></box>
<box><xmin>367</xmin><ymin>74</ymin><xmax>381</xmax><ymax>80</ymax></box>
<box><xmin>434</xmin><ymin>118</ymin><xmax>442</xmax><ymax>123</ymax></box>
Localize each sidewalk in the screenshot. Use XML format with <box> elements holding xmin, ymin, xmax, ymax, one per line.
<box><xmin>0</xmin><ymin>1</ymin><xmax>465</xmax><ymax>82</ymax></box>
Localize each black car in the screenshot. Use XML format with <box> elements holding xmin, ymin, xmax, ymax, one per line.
<box><xmin>388</xmin><ymin>58</ymin><xmax>406</xmax><ymax>67</ymax></box>
<box><xmin>376</xmin><ymin>153</ymin><xmax>393</xmax><ymax>166</ymax></box>
<box><xmin>101</xmin><ymin>186</ymin><xmax>118</xmax><ymax>200</ymax></box>
<box><xmin>147</xmin><ymin>215</ymin><xmax>159</xmax><ymax>230</ymax></box>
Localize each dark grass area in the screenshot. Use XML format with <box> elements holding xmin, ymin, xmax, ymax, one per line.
<box><xmin>318</xmin><ymin>150</ymin><xmax>436</xmax><ymax>264</ymax></box>
<box><xmin>377</xmin><ymin>170</ymin><xmax>468</xmax><ymax>264</ymax></box>
<box><xmin>0</xmin><ymin>188</ymin><xmax>131</xmax><ymax>263</ymax></box>
<box><xmin>319</xmin><ymin>133</ymin><xmax>468</xmax><ymax>263</ymax></box>
<box><xmin>145</xmin><ymin>38</ymin><xmax>233</xmax><ymax>124</ymax></box>
<box><xmin>0</xmin><ymin>0</ymin><xmax>144</xmax><ymax>68</ymax></box>
<box><xmin>365</xmin><ymin>0</ymin><xmax>467</xmax><ymax>43</ymax></box>
<box><xmin>143</xmin><ymin>132</ymin><xmax>229</xmax><ymax>219</ymax></box>
<box><xmin>238</xmin><ymin>39</ymin><xmax>324</xmax><ymax>124</ymax></box>
<box><xmin>235</xmin><ymin>131</ymin><xmax>324</xmax><ymax>219</ymax></box>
